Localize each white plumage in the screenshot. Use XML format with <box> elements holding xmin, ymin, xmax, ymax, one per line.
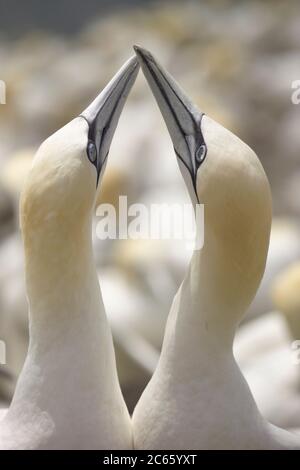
<box><xmin>132</xmin><ymin>46</ymin><xmax>300</xmax><ymax>450</ymax></box>
<box><xmin>0</xmin><ymin>56</ymin><xmax>139</xmax><ymax>449</ymax></box>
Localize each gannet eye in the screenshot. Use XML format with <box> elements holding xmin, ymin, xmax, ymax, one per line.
<box><xmin>87</xmin><ymin>141</ymin><xmax>97</xmax><ymax>163</ymax></box>
<box><xmin>195</xmin><ymin>144</ymin><xmax>206</xmax><ymax>165</ymax></box>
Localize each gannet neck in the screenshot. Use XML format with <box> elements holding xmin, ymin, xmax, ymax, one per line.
<box><xmin>5</xmin><ymin>182</ymin><xmax>131</xmax><ymax>449</ymax></box>
<box><xmin>25</xmin><ymin>218</ymin><xmax>108</xmax><ymax>352</ymax></box>
<box><xmin>176</xmin><ymin>248</ymin><xmax>236</xmax><ymax>349</ymax></box>
<box><xmin>158</xmin><ymin>218</ymin><xmax>268</xmax><ymax>376</ymax></box>
<box><xmin>23</xmin><ymin>208</ymin><xmax>96</xmax><ymax>335</ymax></box>
<box><xmin>0</xmin><ymin>57</ymin><xmax>139</xmax><ymax>449</ymax></box>
<box><xmin>192</xmin><ymin>115</ymin><xmax>271</xmax><ymax>323</ymax></box>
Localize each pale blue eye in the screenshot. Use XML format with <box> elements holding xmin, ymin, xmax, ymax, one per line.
<box><xmin>87</xmin><ymin>141</ymin><xmax>97</xmax><ymax>163</ymax></box>
<box><xmin>196</xmin><ymin>145</ymin><xmax>206</xmax><ymax>164</ymax></box>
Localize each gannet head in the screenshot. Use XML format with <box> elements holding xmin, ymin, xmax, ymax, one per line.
<box><xmin>20</xmin><ymin>56</ymin><xmax>139</xmax><ymax>234</ymax></box>
<box><xmin>135</xmin><ymin>46</ymin><xmax>272</xmax><ymax>316</ymax></box>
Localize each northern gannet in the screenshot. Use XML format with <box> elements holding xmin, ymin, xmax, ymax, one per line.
<box><xmin>132</xmin><ymin>46</ymin><xmax>300</xmax><ymax>450</ymax></box>
<box><xmin>0</xmin><ymin>56</ymin><xmax>139</xmax><ymax>450</ymax></box>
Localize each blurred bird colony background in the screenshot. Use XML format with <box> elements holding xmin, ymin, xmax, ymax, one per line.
<box><xmin>0</xmin><ymin>0</ymin><xmax>300</xmax><ymax>419</ymax></box>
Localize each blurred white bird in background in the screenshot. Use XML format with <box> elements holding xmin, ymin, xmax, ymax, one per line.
<box><xmin>0</xmin><ymin>150</ymin><xmax>34</xmax><ymax>398</ymax></box>
<box><xmin>235</xmin><ymin>262</ymin><xmax>300</xmax><ymax>430</ymax></box>
<box><xmin>245</xmin><ymin>218</ymin><xmax>300</xmax><ymax>320</ymax></box>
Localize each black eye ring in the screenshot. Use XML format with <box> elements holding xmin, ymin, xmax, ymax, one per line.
<box><xmin>195</xmin><ymin>144</ymin><xmax>206</xmax><ymax>164</ymax></box>
<box><xmin>87</xmin><ymin>141</ymin><xmax>97</xmax><ymax>163</ymax></box>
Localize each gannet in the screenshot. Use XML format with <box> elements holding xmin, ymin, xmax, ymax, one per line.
<box><xmin>0</xmin><ymin>56</ymin><xmax>139</xmax><ymax>450</ymax></box>
<box><xmin>132</xmin><ymin>46</ymin><xmax>300</xmax><ymax>450</ymax></box>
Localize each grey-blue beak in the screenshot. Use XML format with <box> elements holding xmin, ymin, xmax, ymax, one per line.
<box><xmin>80</xmin><ymin>55</ymin><xmax>139</xmax><ymax>183</ymax></box>
<box><xmin>134</xmin><ymin>45</ymin><xmax>206</xmax><ymax>198</ymax></box>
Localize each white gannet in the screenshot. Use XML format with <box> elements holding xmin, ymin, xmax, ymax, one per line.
<box><xmin>0</xmin><ymin>56</ymin><xmax>139</xmax><ymax>450</ymax></box>
<box><xmin>132</xmin><ymin>46</ymin><xmax>300</xmax><ymax>450</ymax></box>
<box><xmin>235</xmin><ymin>262</ymin><xmax>300</xmax><ymax>429</ymax></box>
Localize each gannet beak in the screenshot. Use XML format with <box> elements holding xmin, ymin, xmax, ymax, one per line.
<box><xmin>80</xmin><ymin>55</ymin><xmax>139</xmax><ymax>183</ymax></box>
<box><xmin>134</xmin><ymin>45</ymin><xmax>206</xmax><ymax>198</ymax></box>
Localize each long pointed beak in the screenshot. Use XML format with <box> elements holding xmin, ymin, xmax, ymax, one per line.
<box><xmin>134</xmin><ymin>45</ymin><xmax>206</xmax><ymax>196</ymax></box>
<box><xmin>80</xmin><ymin>56</ymin><xmax>139</xmax><ymax>182</ymax></box>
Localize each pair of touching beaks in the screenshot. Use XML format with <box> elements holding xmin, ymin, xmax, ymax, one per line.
<box><xmin>80</xmin><ymin>45</ymin><xmax>206</xmax><ymax>197</ymax></box>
